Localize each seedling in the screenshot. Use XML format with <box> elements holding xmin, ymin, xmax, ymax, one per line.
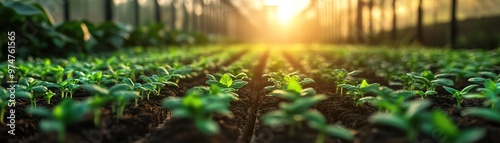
<box><xmin>462</xmin><ymin>79</ymin><xmax>500</xmax><ymax>122</ymax></box>
<box><xmin>81</xmin><ymin>84</ymin><xmax>138</xmax><ymax>126</ymax></box>
<box><xmin>443</xmin><ymin>85</ymin><xmax>478</xmax><ymax>109</ymax></box>
<box><xmin>269</xmin><ymin>80</ymin><xmax>317</xmax><ymax>101</ymax></box>
<box><xmin>358</xmin><ymin>86</ymin><xmax>415</xmax><ymax>112</ymax></box>
<box><xmin>26</xmin><ymin>99</ymin><xmax>90</xmax><ymax>143</ymax></box>
<box><xmin>161</xmin><ymin>85</ymin><xmax>234</xmax><ymax>135</ymax></box>
<box><xmin>321</xmin><ymin>69</ymin><xmax>361</xmax><ymax>94</ymax></box>
<box><xmin>41</xmin><ymin>78</ymin><xmax>80</xmax><ymax>98</ymax></box>
<box><xmin>468</xmin><ymin>71</ymin><xmax>500</xmax><ymax>84</ymax></box>
<box><xmin>139</xmin><ymin>75</ymin><xmax>165</xmax><ymax>99</ymax></box>
<box><xmin>16</xmin><ymin>77</ymin><xmax>50</xmax><ymax>107</ymax></box>
<box><xmin>369</xmin><ymin>100</ymin><xmax>432</xmax><ymax>141</ymax></box>
<box><xmin>431</xmin><ymin>110</ymin><xmax>484</xmax><ymax>143</ymax></box>
<box><xmin>338</xmin><ymin>79</ymin><xmax>380</xmax><ymax>101</ymax></box>
<box><xmin>263</xmin><ymin>71</ymin><xmax>314</xmax><ymax>91</ymax></box>
<box><xmin>303</xmin><ymin>110</ymin><xmax>354</xmax><ymax>143</ymax></box>
<box><xmin>206</xmin><ymin>73</ymin><xmax>248</xmax><ymax>92</ymax></box>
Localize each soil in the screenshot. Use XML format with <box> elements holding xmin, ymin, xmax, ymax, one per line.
<box><xmin>1</xmin><ymin>49</ymin><xmax>499</xmax><ymax>143</ymax></box>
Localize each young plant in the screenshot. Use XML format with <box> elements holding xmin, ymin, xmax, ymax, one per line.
<box><xmin>431</xmin><ymin>110</ymin><xmax>484</xmax><ymax>143</ymax></box>
<box><xmin>161</xmin><ymin>86</ymin><xmax>234</xmax><ymax>135</ymax></box>
<box><xmin>263</xmin><ymin>71</ymin><xmax>314</xmax><ymax>91</ymax></box>
<box><xmin>468</xmin><ymin>71</ymin><xmax>500</xmax><ymax>84</ymax></box>
<box><xmin>121</xmin><ymin>78</ymin><xmax>145</xmax><ymax>107</ymax></box>
<box><xmin>303</xmin><ymin>110</ymin><xmax>354</xmax><ymax>143</ymax></box>
<box><xmin>26</xmin><ymin>99</ymin><xmax>90</xmax><ymax>143</ymax></box>
<box><xmin>369</xmin><ymin>100</ymin><xmax>432</xmax><ymax>141</ymax></box>
<box><xmin>139</xmin><ymin>75</ymin><xmax>165</xmax><ymax>99</ymax></box>
<box><xmin>443</xmin><ymin>85</ymin><xmax>478</xmax><ymax>109</ymax></box>
<box><xmin>462</xmin><ymin>79</ymin><xmax>500</xmax><ymax>122</ymax></box>
<box><xmin>206</xmin><ymin>73</ymin><xmax>248</xmax><ymax>92</ymax></box>
<box><xmin>338</xmin><ymin>79</ymin><xmax>380</xmax><ymax>101</ymax></box>
<box><xmin>41</xmin><ymin>78</ymin><xmax>80</xmax><ymax>98</ymax></box>
<box><xmin>81</xmin><ymin>84</ymin><xmax>138</xmax><ymax>126</ymax></box>
<box><xmin>16</xmin><ymin>77</ymin><xmax>50</xmax><ymax>107</ymax></box>
<box><xmin>322</xmin><ymin>69</ymin><xmax>361</xmax><ymax>94</ymax></box>
<box><xmin>358</xmin><ymin>86</ymin><xmax>416</xmax><ymax>112</ymax></box>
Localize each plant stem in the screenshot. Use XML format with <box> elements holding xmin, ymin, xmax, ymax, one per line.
<box><xmin>316</xmin><ymin>132</ymin><xmax>325</xmax><ymax>143</ymax></box>
<box><xmin>94</xmin><ymin>109</ymin><xmax>101</xmax><ymax>127</ymax></box>
<box><xmin>0</xmin><ymin>107</ymin><xmax>5</xmax><ymax>124</ymax></box>
<box><xmin>456</xmin><ymin>98</ymin><xmax>462</xmax><ymax>109</ymax></box>
<box><xmin>58</xmin><ymin>128</ymin><xmax>65</xmax><ymax>143</ymax></box>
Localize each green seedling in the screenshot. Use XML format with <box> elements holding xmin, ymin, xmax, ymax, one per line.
<box><xmin>431</xmin><ymin>110</ymin><xmax>484</xmax><ymax>143</ymax></box>
<box><xmin>338</xmin><ymin>79</ymin><xmax>380</xmax><ymax>101</ymax></box>
<box><xmin>16</xmin><ymin>77</ymin><xmax>50</xmax><ymax>107</ymax></box>
<box><xmin>358</xmin><ymin>86</ymin><xmax>416</xmax><ymax>112</ymax></box>
<box><xmin>263</xmin><ymin>71</ymin><xmax>314</xmax><ymax>91</ymax></box>
<box><xmin>369</xmin><ymin>100</ymin><xmax>432</xmax><ymax>141</ymax></box>
<box><xmin>468</xmin><ymin>71</ymin><xmax>500</xmax><ymax>84</ymax></box>
<box><xmin>26</xmin><ymin>99</ymin><xmax>90</xmax><ymax>143</ymax></box>
<box><xmin>321</xmin><ymin>69</ymin><xmax>361</xmax><ymax>94</ymax></box>
<box><xmin>206</xmin><ymin>73</ymin><xmax>248</xmax><ymax>92</ymax></box>
<box><xmin>462</xmin><ymin>79</ymin><xmax>500</xmax><ymax>122</ymax></box>
<box><xmin>81</xmin><ymin>84</ymin><xmax>138</xmax><ymax>126</ymax></box>
<box><xmin>139</xmin><ymin>75</ymin><xmax>165</xmax><ymax>99</ymax></box>
<box><xmin>121</xmin><ymin>78</ymin><xmax>146</xmax><ymax>106</ymax></box>
<box><xmin>262</xmin><ymin>94</ymin><xmax>326</xmax><ymax>137</ymax></box>
<box><xmin>269</xmin><ymin>80</ymin><xmax>317</xmax><ymax>101</ymax></box>
<box><xmin>443</xmin><ymin>85</ymin><xmax>478</xmax><ymax>109</ymax></box>
<box><xmin>304</xmin><ymin>109</ymin><xmax>354</xmax><ymax>143</ymax></box>
<box><xmin>161</xmin><ymin>85</ymin><xmax>234</xmax><ymax>135</ymax></box>
<box><xmin>41</xmin><ymin>78</ymin><xmax>80</xmax><ymax>98</ymax></box>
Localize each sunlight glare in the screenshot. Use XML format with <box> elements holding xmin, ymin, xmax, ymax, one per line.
<box><xmin>264</xmin><ymin>0</ymin><xmax>310</xmax><ymax>25</ymax></box>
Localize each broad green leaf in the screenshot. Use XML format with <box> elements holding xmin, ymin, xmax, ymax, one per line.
<box><xmin>443</xmin><ymin>86</ymin><xmax>459</xmax><ymax>95</ymax></box>
<box><xmin>405</xmin><ymin>100</ymin><xmax>431</xmax><ymax>119</ymax></box>
<box><xmin>324</xmin><ymin>125</ymin><xmax>354</xmax><ymax>141</ymax></box>
<box><xmin>81</xmin><ymin>85</ymin><xmax>109</xmax><ymax>96</ymax></box>
<box><xmin>432</xmin><ymin>78</ymin><xmax>454</xmax><ymax>86</ymax></box>
<box><xmin>3</xmin><ymin>1</ymin><xmax>41</xmax><ymax>15</ymax></box>
<box><xmin>139</xmin><ymin>75</ymin><xmax>152</xmax><ymax>83</ymax></box>
<box><xmin>369</xmin><ymin>113</ymin><xmax>410</xmax><ymax>132</ymax></box>
<box><xmin>195</xmin><ymin>119</ymin><xmax>219</xmax><ymax>135</ymax></box>
<box><xmin>262</xmin><ymin>110</ymin><xmax>287</xmax><ymax>127</ymax></box>
<box><xmin>219</xmin><ymin>74</ymin><xmax>233</xmax><ymax>87</ymax></box>
<box><xmin>161</xmin><ymin>97</ymin><xmax>183</xmax><ymax>108</ymax></box>
<box><xmin>271</xmin><ymin>90</ymin><xmax>299</xmax><ymax>101</ymax></box>
<box><xmin>26</xmin><ymin>107</ymin><xmax>51</xmax><ymax>117</ymax></box>
<box><xmin>303</xmin><ymin>110</ymin><xmax>326</xmax><ymax>125</ymax></box>
<box><xmin>432</xmin><ymin>110</ymin><xmax>459</xmax><ymax>137</ymax></box>
<box><xmin>468</xmin><ymin>77</ymin><xmax>486</xmax><ymax>83</ymax></box>
<box><xmin>39</xmin><ymin>120</ymin><xmax>64</xmax><ymax>132</ymax></box>
<box><xmin>31</xmin><ymin>85</ymin><xmax>48</xmax><ymax>93</ymax></box>
<box><xmin>287</xmin><ymin>80</ymin><xmax>302</xmax><ymax>93</ymax></box>
<box><xmin>206</xmin><ymin>74</ymin><xmax>217</xmax><ymax>81</ymax></box>
<box><xmin>109</xmin><ymin>84</ymin><xmax>132</xmax><ymax>94</ymax></box>
<box><xmin>455</xmin><ymin>128</ymin><xmax>485</xmax><ymax>143</ymax></box>
<box><xmin>299</xmin><ymin>78</ymin><xmax>315</xmax><ymax>85</ymax></box>
<box><xmin>171</xmin><ymin>108</ymin><xmax>191</xmax><ymax>118</ymax></box>
<box><xmin>301</xmin><ymin>88</ymin><xmax>316</xmax><ymax>96</ymax></box>
<box><xmin>16</xmin><ymin>91</ymin><xmax>32</xmax><ymax>98</ymax></box>
<box><xmin>462</xmin><ymin>108</ymin><xmax>500</xmax><ymax>122</ymax></box>
<box><xmin>230</xmin><ymin>80</ymin><xmax>248</xmax><ymax>89</ymax></box>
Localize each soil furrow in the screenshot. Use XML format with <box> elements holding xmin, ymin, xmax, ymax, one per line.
<box><xmin>241</xmin><ymin>50</ymin><xmax>269</xmax><ymax>143</ymax></box>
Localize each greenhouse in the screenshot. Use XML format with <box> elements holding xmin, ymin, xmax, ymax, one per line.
<box><xmin>0</xmin><ymin>0</ymin><xmax>499</xmax><ymax>143</ymax></box>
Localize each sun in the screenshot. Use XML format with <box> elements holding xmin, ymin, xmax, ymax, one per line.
<box><xmin>264</xmin><ymin>0</ymin><xmax>310</xmax><ymax>24</ymax></box>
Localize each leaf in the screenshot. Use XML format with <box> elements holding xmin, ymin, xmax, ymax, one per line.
<box><xmin>39</xmin><ymin>120</ymin><xmax>64</xmax><ymax>132</ymax></box>
<box><xmin>324</xmin><ymin>125</ymin><xmax>354</xmax><ymax>141</ymax></box>
<box><xmin>26</xmin><ymin>107</ymin><xmax>52</xmax><ymax>117</ymax></box>
<box><xmin>348</xmin><ymin>70</ymin><xmax>362</xmax><ymax>76</ymax></box>
<box><xmin>432</xmin><ymin>78</ymin><xmax>454</xmax><ymax>86</ymax></box>
<box><xmin>303</xmin><ymin>110</ymin><xmax>326</xmax><ymax>126</ymax></box>
<box><xmin>31</xmin><ymin>85</ymin><xmax>48</xmax><ymax>93</ymax></box>
<box><xmin>230</xmin><ymin>80</ymin><xmax>248</xmax><ymax>89</ymax></box>
<box><xmin>299</xmin><ymin>78</ymin><xmax>315</xmax><ymax>85</ymax></box>
<box><xmin>369</xmin><ymin>113</ymin><xmax>410</xmax><ymax>132</ymax></box>
<box><xmin>16</xmin><ymin>91</ymin><xmax>32</xmax><ymax>98</ymax></box>
<box><xmin>271</xmin><ymin>90</ymin><xmax>299</xmax><ymax>101</ymax></box>
<box><xmin>195</xmin><ymin>119</ymin><xmax>219</xmax><ymax>135</ymax></box>
<box><xmin>287</xmin><ymin>80</ymin><xmax>302</xmax><ymax>93</ymax></box>
<box><xmin>122</xmin><ymin>78</ymin><xmax>134</xmax><ymax>87</ymax></box>
<box><xmin>443</xmin><ymin>86</ymin><xmax>459</xmax><ymax>95</ymax></box>
<box><xmin>161</xmin><ymin>97</ymin><xmax>183</xmax><ymax>108</ymax></box>
<box><xmin>461</xmin><ymin>84</ymin><xmax>479</xmax><ymax>94</ymax></box>
<box><xmin>462</xmin><ymin>108</ymin><xmax>500</xmax><ymax>122</ymax></box>
<box><xmin>262</xmin><ymin>110</ymin><xmax>287</xmax><ymax>127</ymax></box>
<box><xmin>360</xmin><ymin>79</ymin><xmax>369</xmax><ymax>88</ymax></box>
<box><xmin>301</xmin><ymin>88</ymin><xmax>316</xmax><ymax>96</ymax></box>
<box><xmin>219</xmin><ymin>74</ymin><xmax>233</xmax><ymax>87</ymax></box>
<box><xmin>139</xmin><ymin>75</ymin><xmax>152</xmax><ymax>83</ymax></box>
<box><xmin>109</xmin><ymin>84</ymin><xmax>132</xmax><ymax>94</ymax></box>
<box><xmin>455</xmin><ymin>128</ymin><xmax>485</xmax><ymax>143</ymax></box>
<box><xmin>405</xmin><ymin>100</ymin><xmax>431</xmax><ymax>119</ymax></box>
<box><xmin>432</xmin><ymin>110</ymin><xmax>459</xmax><ymax>137</ymax></box>
<box><xmin>164</xmin><ymin>81</ymin><xmax>179</xmax><ymax>87</ymax></box>
<box><xmin>81</xmin><ymin>85</ymin><xmax>109</xmax><ymax>96</ymax></box>
<box><xmin>3</xmin><ymin>1</ymin><xmax>41</xmax><ymax>15</ymax></box>
<box><xmin>468</xmin><ymin>77</ymin><xmax>486</xmax><ymax>83</ymax></box>
<box><xmin>204</xmin><ymin>102</ymin><xmax>232</xmax><ymax>116</ymax></box>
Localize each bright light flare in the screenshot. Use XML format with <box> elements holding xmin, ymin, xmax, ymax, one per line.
<box><xmin>264</xmin><ymin>0</ymin><xmax>310</xmax><ymax>25</ymax></box>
